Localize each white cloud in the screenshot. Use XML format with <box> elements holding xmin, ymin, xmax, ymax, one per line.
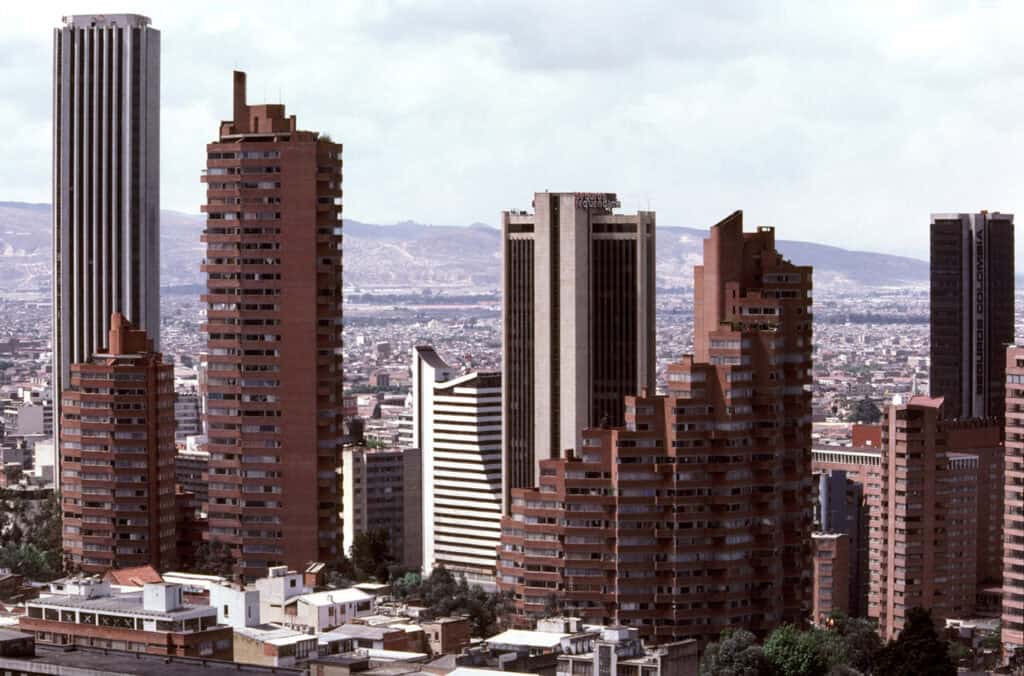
<box><xmin>2</xmin><ymin>0</ymin><xmax>1024</xmax><ymax>262</ymax></box>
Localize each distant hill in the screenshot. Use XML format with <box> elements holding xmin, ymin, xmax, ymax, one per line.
<box><xmin>0</xmin><ymin>201</ymin><xmax>929</xmax><ymax>293</ymax></box>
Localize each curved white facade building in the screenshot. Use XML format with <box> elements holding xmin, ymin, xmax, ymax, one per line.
<box><xmin>412</xmin><ymin>346</ymin><xmax>502</xmax><ymax>587</ymax></box>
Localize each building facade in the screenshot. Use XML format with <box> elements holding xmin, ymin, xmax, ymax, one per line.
<box><xmin>497</xmin><ymin>212</ymin><xmax>813</xmax><ymax>644</ymax></box>
<box><xmin>501</xmin><ymin>192</ymin><xmax>656</xmax><ymax>508</ymax></box>
<box><xmin>815</xmin><ymin>469</ymin><xmax>867</xmax><ymax>618</ymax></box>
<box><xmin>930</xmin><ymin>212</ymin><xmax>1014</xmax><ymax>420</ymax></box>
<box><xmin>201</xmin><ymin>71</ymin><xmax>344</xmax><ymax>580</ymax></box>
<box><xmin>340</xmin><ymin>446</ymin><xmax>422</xmax><ymax>570</ymax></box>
<box><xmin>1003</xmin><ymin>347</ymin><xmax>1024</xmax><ymax>655</ymax></box>
<box><xmin>946</xmin><ymin>420</ymin><xmax>1004</xmax><ymax>585</ymax></box>
<box><xmin>868</xmin><ymin>396</ymin><xmax>978</xmax><ymax>640</ymax></box>
<box><xmin>19</xmin><ymin>579</ymin><xmax>231</xmax><ymax>659</ymax></box>
<box><xmin>174</xmin><ymin>391</ymin><xmax>201</xmax><ymax>444</ymax></box>
<box><xmin>60</xmin><ymin>313</ymin><xmax>176</xmax><ymax>573</ymax></box>
<box><xmin>811</xmin><ymin>533</ymin><xmax>850</xmax><ymax>625</ymax></box>
<box><xmin>52</xmin><ymin>15</ymin><xmax>161</xmax><ymax>473</ymax></box>
<box><xmin>412</xmin><ymin>346</ymin><xmax>501</xmax><ymax>585</ymax></box>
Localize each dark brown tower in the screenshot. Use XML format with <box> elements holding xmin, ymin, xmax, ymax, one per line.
<box><xmin>60</xmin><ymin>313</ymin><xmax>177</xmax><ymax>573</ymax></box>
<box><xmin>930</xmin><ymin>212</ymin><xmax>1014</xmax><ymax>420</ymax></box>
<box><xmin>201</xmin><ymin>71</ymin><xmax>344</xmax><ymax>581</ymax></box>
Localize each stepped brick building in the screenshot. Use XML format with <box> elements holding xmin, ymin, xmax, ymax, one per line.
<box><xmin>201</xmin><ymin>71</ymin><xmax>344</xmax><ymax>580</ymax></box>
<box><xmin>496</xmin><ymin>211</ymin><xmax>813</xmax><ymax>645</ymax></box>
<box><xmin>60</xmin><ymin>313</ymin><xmax>176</xmax><ymax>573</ymax></box>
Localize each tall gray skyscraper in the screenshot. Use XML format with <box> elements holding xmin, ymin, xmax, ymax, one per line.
<box><xmin>52</xmin><ymin>14</ymin><xmax>161</xmax><ymax>431</ymax></box>
<box><xmin>500</xmin><ymin>192</ymin><xmax>656</xmax><ymax>509</ymax></box>
<box><xmin>930</xmin><ymin>212</ymin><xmax>1014</xmax><ymax>420</ymax></box>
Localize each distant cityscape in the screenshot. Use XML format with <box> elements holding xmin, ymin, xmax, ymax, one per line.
<box><xmin>0</xmin><ymin>9</ymin><xmax>1023</xmax><ymax>676</ymax></box>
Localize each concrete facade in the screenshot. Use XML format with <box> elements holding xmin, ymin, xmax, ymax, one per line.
<box><xmin>52</xmin><ymin>15</ymin><xmax>162</xmax><ymax>491</ymax></box>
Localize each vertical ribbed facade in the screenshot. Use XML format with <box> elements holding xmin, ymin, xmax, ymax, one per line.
<box><xmin>930</xmin><ymin>212</ymin><xmax>1014</xmax><ymax>420</ymax></box>
<box><xmin>413</xmin><ymin>346</ymin><xmax>502</xmax><ymax>586</ymax></box>
<box><xmin>201</xmin><ymin>72</ymin><xmax>344</xmax><ymax>581</ymax></box>
<box><xmin>500</xmin><ymin>193</ymin><xmax>655</xmax><ymax>510</ymax></box>
<box><xmin>60</xmin><ymin>313</ymin><xmax>176</xmax><ymax>573</ymax></box>
<box><xmin>53</xmin><ymin>14</ymin><xmax>161</xmax><ymax>471</ymax></box>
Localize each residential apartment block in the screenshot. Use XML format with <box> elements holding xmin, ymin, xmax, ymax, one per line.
<box><xmin>868</xmin><ymin>396</ymin><xmax>978</xmax><ymax>640</ymax></box>
<box><xmin>201</xmin><ymin>71</ymin><xmax>344</xmax><ymax>580</ymax></box>
<box><xmin>60</xmin><ymin>313</ymin><xmax>177</xmax><ymax>573</ymax></box>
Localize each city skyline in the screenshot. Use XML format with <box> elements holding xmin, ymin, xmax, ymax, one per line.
<box><xmin>5</xmin><ymin>3</ymin><xmax>1024</xmax><ymax>264</ymax></box>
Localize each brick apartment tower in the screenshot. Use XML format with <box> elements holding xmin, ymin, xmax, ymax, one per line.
<box><xmin>868</xmin><ymin>396</ymin><xmax>978</xmax><ymax>640</ymax></box>
<box><xmin>201</xmin><ymin>71</ymin><xmax>344</xmax><ymax>580</ymax></box>
<box><xmin>60</xmin><ymin>313</ymin><xmax>176</xmax><ymax>573</ymax></box>
<box><xmin>930</xmin><ymin>212</ymin><xmax>1014</xmax><ymax>420</ymax></box>
<box><xmin>811</xmin><ymin>533</ymin><xmax>850</xmax><ymax>624</ymax></box>
<box><xmin>497</xmin><ymin>211</ymin><xmax>813</xmax><ymax>644</ymax></box>
<box><xmin>501</xmin><ymin>193</ymin><xmax>655</xmax><ymax>509</ymax></box>
<box><xmin>1003</xmin><ymin>347</ymin><xmax>1024</xmax><ymax>655</ymax></box>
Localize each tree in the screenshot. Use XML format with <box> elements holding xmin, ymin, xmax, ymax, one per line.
<box><xmin>193</xmin><ymin>541</ymin><xmax>236</xmax><ymax>579</ymax></box>
<box><xmin>324</xmin><ymin>553</ymin><xmax>356</xmax><ymax>588</ymax></box>
<box><xmin>394</xmin><ymin>566</ymin><xmax>511</xmax><ymax>637</ymax></box>
<box><xmin>874</xmin><ymin>607</ymin><xmax>956</xmax><ymax>676</ymax></box>
<box><xmin>700</xmin><ymin>629</ymin><xmax>774</xmax><ymax>676</ymax></box>
<box><xmin>849</xmin><ymin>397</ymin><xmax>881</xmax><ymax>424</ymax></box>
<box><xmin>0</xmin><ymin>490</ymin><xmax>65</xmax><ymax>581</ymax></box>
<box><xmin>350</xmin><ymin>528</ymin><xmax>395</xmax><ymax>582</ymax></box>
<box><xmin>764</xmin><ymin>624</ymin><xmax>834</xmax><ymax>676</ymax></box>
<box><xmin>826</xmin><ymin>613</ymin><xmax>881</xmax><ymax>674</ymax></box>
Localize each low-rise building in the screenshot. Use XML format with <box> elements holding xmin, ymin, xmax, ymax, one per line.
<box><xmin>18</xmin><ymin>578</ymin><xmax>232</xmax><ymax>659</ymax></box>
<box><xmin>234</xmin><ymin>624</ymin><xmax>318</xmax><ymax>668</ymax></box>
<box><xmin>254</xmin><ymin>567</ymin><xmax>374</xmax><ymax>633</ymax></box>
<box><xmin>319</xmin><ymin>623</ymin><xmax>421</xmax><ymax>653</ymax></box>
<box><xmin>556</xmin><ymin>626</ymin><xmax>698</xmax><ymax>676</ymax></box>
<box><xmin>421</xmin><ymin>616</ymin><xmax>471</xmax><ymax>656</ymax></box>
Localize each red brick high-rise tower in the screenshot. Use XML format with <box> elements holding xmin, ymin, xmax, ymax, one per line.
<box><xmin>60</xmin><ymin>313</ymin><xmax>177</xmax><ymax>573</ymax></box>
<box><xmin>1002</xmin><ymin>347</ymin><xmax>1024</xmax><ymax>656</ymax></box>
<box><xmin>868</xmin><ymin>396</ymin><xmax>978</xmax><ymax>640</ymax></box>
<box><xmin>201</xmin><ymin>71</ymin><xmax>344</xmax><ymax>580</ymax></box>
<box><xmin>496</xmin><ymin>211</ymin><xmax>813</xmax><ymax>644</ymax></box>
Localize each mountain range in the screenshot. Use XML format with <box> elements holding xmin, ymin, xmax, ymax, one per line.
<box><xmin>0</xmin><ymin>201</ymin><xmax>929</xmax><ymax>293</ymax></box>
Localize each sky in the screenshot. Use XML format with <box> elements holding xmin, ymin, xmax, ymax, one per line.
<box><xmin>3</xmin><ymin>1</ymin><xmax>1024</xmax><ymax>261</ymax></box>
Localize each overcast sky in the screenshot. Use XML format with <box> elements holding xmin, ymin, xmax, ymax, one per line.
<box><xmin>3</xmin><ymin>1</ymin><xmax>1023</xmax><ymax>260</ymax></box>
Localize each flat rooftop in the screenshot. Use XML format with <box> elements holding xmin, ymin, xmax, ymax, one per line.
<box><xmin>0</xmin><ymin>645</ymin><xmax>303</xmax><ymax>675</ymax></box>
<box><xmin>30</xmin><ymin>591</ymin><xmax>213</xmax><ymax>621</ymax></box>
